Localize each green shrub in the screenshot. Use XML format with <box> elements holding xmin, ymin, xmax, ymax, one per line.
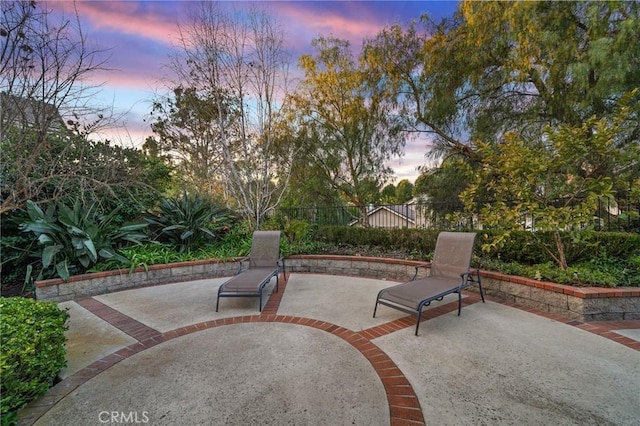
<box><xmin>481</xmin><ymin>253</ymin><xmax>640</xmax><ymax>288</ymax></box>
<box><xmin>90</xmin><ymin>243</ymin><xmax>196</xmax><ymax>272</ymax></box>
<box><xmin>309</xmin><ymin>226</ymin><xmax>639</xmax><ymax>286</ymax></box>
<box><xmin>281</xmin><ymin>220</ymin><xmax>312</xmax><ymax>244</ymax></box>
<box><xmin>313</xmin><ymin>226</ymin><xmax>392</xmax><ymax>247</ymax></box>
<box><xmin>212</xmin><ymin>224</ymin><xmax>253</xmax><ymax>256</ymax></box>
<box><xmin>591</xmin><ymin>232</ymin><xmax>640</xmax><ymax>259</ymax></box>
<box><xmin>477</xmin><ymin>231</ymin><xmax>549</xmax><ymax>264</ymax></box>
<box><xmin>477</xmin><ymin>230</ymin><xmax>640</xmax><ymax>265</ymax></box>
<box><xmin>86</xmin><ymin>224</ymin><xmax>638</xmax><ymax>287</ymax></box>
<box><xmin>313</xmin><ymin>226</ymin><xmax>458</xmax><ymax>258</ymax></box>
<box><xmin>613</xmin><ymin>210</ymin><xmax>640</xmax><ymax>233</ymax></box>
<box><xmin>20</xmin><ymin>200</ymin><xmax>148</xmax><ymax>281</ymax></box>
<box><xmin>146</xmin><ymin>192</ymin><xmax>236</xmax><ymax>253</ymax></box>
<box><xmin>91</xmin><ymin>225</ymin><xmax>253</xmax><ymax>272</ymax></box>
<box><xmin>0</xmin><ymin>297</ymin><xmax>69</xmax><ymax>422</ymax></box>
<box><xmin>387</xmin><ymin>228</ymin><xmax>440</xmax><ymax>255</ymax></box>
<box><xmin>0</xmin><ymin>226</ymin><xmax>36</xmax><ymax>297</ymax></box>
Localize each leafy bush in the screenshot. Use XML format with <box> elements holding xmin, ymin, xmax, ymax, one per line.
<box><xmin>313</xmin><ymin>226</ymin><xmax>391</xmax><ymax>247</ymax></box>
<box><xmin>90</xmin><ymin>243</ymin><xmax>196</xmax><ymax>272</ymax></box>
<box><xmin>86</xmin><ymin>223</ymin><xmax>638</xmax><ymax>287</ymax></box>
<box><xmin>313</xmin><ymin>226</ymin><xmax>442</xmax><ymax>257</ymax></box>
<box><xmin>210</xmin><ymin>224</ymin><xmax>253</xmax><ymax>257</ymax></box>
<box><xmin>476</xmin><ymin>230</ymin><xmax>640</xmax><ymax>265</ymax></box>
<box><xmin>0</xmin><ymin>298</ymin><xmax>69</xmax><ymax>422</ymax></box>
<box><xmin>90</xmin><ymin>226</ymin><xmax>254</xmax><ymax>272</ymax></box>
<box><xmin>387</xmin><ymin>228</ymin><xmax>440</xmax><ymax>255</ymax></box>
<box><xmin>482</xmin><ymin>255</ymin><xmax>639</xmax><ymax>288</ymax></box>
<box><xmin>146</xmin><ymin>192</ymin><xmax>236</xmax><ymax>252</ymax></box>
<box><xmin>1</xmin><ymin>212</ymin><xmax>37</xmax><ymax>296</ymax></box>
<box><xmin>20</xmin><ymin>200</ymin><xmax>147</xmax><ymax>280</ymax></box>
<box><xmin>90</xmin><ymin>223</ymin><xmax>323</xmax><ymax>271</ymax></box>
<box><xmin>610</xmin><ymin>210</ymin><xmax>640</xmax><ymax>233</ymax></box>
<box><xmin>308</xmin><ymin>226</ymin><xmax>639</xmax><ymax>286</ymax></box>
<box><xmin>477</xmin><ymin>231</ymin><xmax>551</xmax><ymax>264</ymax></box>
<box><xmin>266</xmin><ymin>219</ymin><xmax>310</xmax><ymax>243</ymax></box>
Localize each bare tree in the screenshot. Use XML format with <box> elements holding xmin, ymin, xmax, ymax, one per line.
<box><xmin>162</xmin><ymin>1</ymin><xmax>295</xmax><ymax>230</ymax></box>
<box><xmin>0</xmin><ymin>0</ymin><xmax>131</xmax><ymax>214</ymax></box>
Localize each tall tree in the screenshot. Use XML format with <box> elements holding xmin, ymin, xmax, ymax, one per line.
<box><xmin>149</xmin><ymin>86</ymin><xmax>236</xmax><ymax>196</ymax></box>
<box><xmin>0</xmin><ymin>0</ymin><xmax>149</xmax><ymax>214</ymax></box>
<box><xmin>414</xmin><ymin>157</ymin><xmax>485</xmax><ymax>229</ymax></box>
<box><xmin>290</xmin><ymin>36</ymin><xmax>406</xmax><ymax>225</ymax></box>
<box><xmin>414</xmin><ymin>158</ymin><xmax>474</xmax><ymax>209</ymax></box>
<box><xmin>395</xmin><ymin>179</ymin><xmax>414</xmax><ymax>204</ymax></box>
<box><xmin>380</xmin><ymin>183</ymin><xmax>396</xmax><ymax>204</ymax></box>
<box><xmin>461</xmin><ymin>98</ymin><xmax>639</xmax><ymax>269</ymax></box>
<box><xmin>365</xmin><ymin>0</ymin><xmax>639</xmax><ymax>237</ymax></box>
<box><xmin>161</xmin><ymin>1</ymin><xmax>294</xmax><ymax>230</ymax></box>
<box><xmin>364</xmin><ymin>1</ymin><xmax>640</xmax><ymax>160</ymax></box>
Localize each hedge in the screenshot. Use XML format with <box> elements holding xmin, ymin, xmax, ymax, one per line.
<box><xmin>0</xmin><ymin>297</ymin><xmax>69</xmax><ymax>424</ymax></box>
<box><xmin>312</xmin><ymin>226</ymin><xmax>640</xmax><ymax>265</ymax></box>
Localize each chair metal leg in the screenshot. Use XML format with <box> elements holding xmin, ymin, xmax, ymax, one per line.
<box><xmin>457</xmin><ymin>291</ymin><xmax>462</xmax><ymax>316</ymax></box>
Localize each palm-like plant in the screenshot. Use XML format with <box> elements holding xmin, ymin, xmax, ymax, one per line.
<box><xmin>21</xmin><ymin>200</ymin><xmax>148</xmax><ymax>280</ymax></box>
<box><xmin>145</xmin><ymin>192</ymin><xmax>235</xmax><ymax>252</ymax></box>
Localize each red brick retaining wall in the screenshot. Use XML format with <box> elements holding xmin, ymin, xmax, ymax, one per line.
<box><xmin>35</xmin><ymin>255</ymin><xmax>639</xmax><ymax>321</ymax></box>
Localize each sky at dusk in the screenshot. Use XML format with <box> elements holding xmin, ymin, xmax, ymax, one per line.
<box><xmin>48</xmin><ymin>1</ymin><xmax>460</xmax><ymax>183</ymax></box>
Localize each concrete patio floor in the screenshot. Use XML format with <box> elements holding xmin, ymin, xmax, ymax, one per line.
<box><xmin>19</xmin><ymin>273</ymin><xmax>640</xmax><ymax>425</ymax></box>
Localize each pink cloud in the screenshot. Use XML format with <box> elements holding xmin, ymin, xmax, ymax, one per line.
<box><xmin>70</xmin><ymin>1</ymin><xmax>181</xmax><ymax>45</ymax></box>
<box><xmin>40</xmin><ymin>0</ymin><xmax>454</xmax><ymax>179</ymax></box>
<box><xmin>271</xmin><ymin>3</ymin><xmax>386</xmax><ymax>52</ymax></box>
<box><xmin>87</xmin><ymin>70</ymin><xmax>150</xmax><ymax>91</ymax></box>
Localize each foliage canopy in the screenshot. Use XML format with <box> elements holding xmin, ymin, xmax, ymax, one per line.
<box><xmin>289</xmin><ymin>36</ymin><xmax>407</xmax><ymax>223</ymax></box>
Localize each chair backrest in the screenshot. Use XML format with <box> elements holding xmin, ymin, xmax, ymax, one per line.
<box><xmin>249</xmin><ymin>231</ymin><xmax>281</xmax><ymax>268</ymax></box>
<box><xmin>430</xmin><ymin>232</ymin><xmax>476</xmax><ymax>280</ymax></box>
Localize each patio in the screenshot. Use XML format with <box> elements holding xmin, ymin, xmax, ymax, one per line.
<box><xmin>20</xmin><ymin>273</ymin><xmax>640</xmax><ymax>425</ymax></box>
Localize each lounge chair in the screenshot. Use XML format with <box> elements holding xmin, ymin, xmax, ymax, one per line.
<box><xmin>373</xmin><ymin>231</ymin><xmax>484</xmax><ymax>335</ymax></box>
<box><xmin>216</xmin><ymin>231</ymin><xmax>284</xmax><ymax>312</ymax></box>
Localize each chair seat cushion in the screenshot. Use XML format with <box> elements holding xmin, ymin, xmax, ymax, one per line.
<box><xmin>220</xmin><ymin>267</ymin><xmax>279</xmax><ymax>294</ymax></box>
<box><xmin>379</xmin><ymin>277</ymin><xmax>461</xmax><ymax>310</ymax></box>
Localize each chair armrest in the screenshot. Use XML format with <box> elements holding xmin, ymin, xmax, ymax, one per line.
<box><xmin>236</xmin><ymin>257</ymin><xmax>250</xmax><ymax>274</ymax></box>
<box><xmin>277</xmin><ymin>257</ymin><xmax>286</xmax><ymax>275</ymax></box>
<box><xmin>468</xmin><ymin>268</ymin><xmax>481</xmax><ymax>283</ymax></box>
<box><xmin>459</xmin><ymin>269</ymin><xmax>481</xmax><ymax>290</ymax></box>
<box><xmin>412</xmin><ymin>262</ymin><xmax>431</xmax><ymax>280</ymax></box>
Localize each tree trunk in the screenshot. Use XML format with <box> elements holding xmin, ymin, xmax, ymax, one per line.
<box><xmin>553</xmin><ymin>231</ymin><xmax>568</xmax><ymax>270</ymax></box>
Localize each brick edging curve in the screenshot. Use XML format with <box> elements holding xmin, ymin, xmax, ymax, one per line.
<box><xmin>19</xmin><ymin>270</ymin><xmax>640</xmax><ymax>425</ymax></box>
<box><xmin>18</xmin><ymin>312</ymin><xmax>426</xmax><ymax>424</ymax></box>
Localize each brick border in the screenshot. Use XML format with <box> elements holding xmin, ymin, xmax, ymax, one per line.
<box><xmin>496</xmin><ymin>298</ymin><xmax>640</xmax><ymax>351</ymax></box>
<box><xmin>20</xmin><ymin>272</ymin><xmax>428</xmax><ymax>426</ymax></box>
<box><xmin>19</xmin><ymin>272</ymin><xmax>640</xmax><ymax>425</ymax></box>
<box><xmin>75</xmin><ymin>298</ymin><xmax>162</xmax><ymax>342</ymax></box>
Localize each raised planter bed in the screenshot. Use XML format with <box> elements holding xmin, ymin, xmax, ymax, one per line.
<box><xmin>35</xmin><ymin>255</ymin><xmax>640</xmax><ymax>322</ymax></box>
<box><xmin>35</xmin><ymin>258</ymin><xmax>242</xmax><ymax>302</ymax></box>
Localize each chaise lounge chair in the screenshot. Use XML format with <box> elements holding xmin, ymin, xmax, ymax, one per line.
<box><xmin>373</xmin><ymin>231</ymin><xmax>484</xmax><ymax>335</ymax></box>
<box><xmin>216</xmin><ymin>230</ymin><xmax>284</xmax><ymax>312</ymax></box>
